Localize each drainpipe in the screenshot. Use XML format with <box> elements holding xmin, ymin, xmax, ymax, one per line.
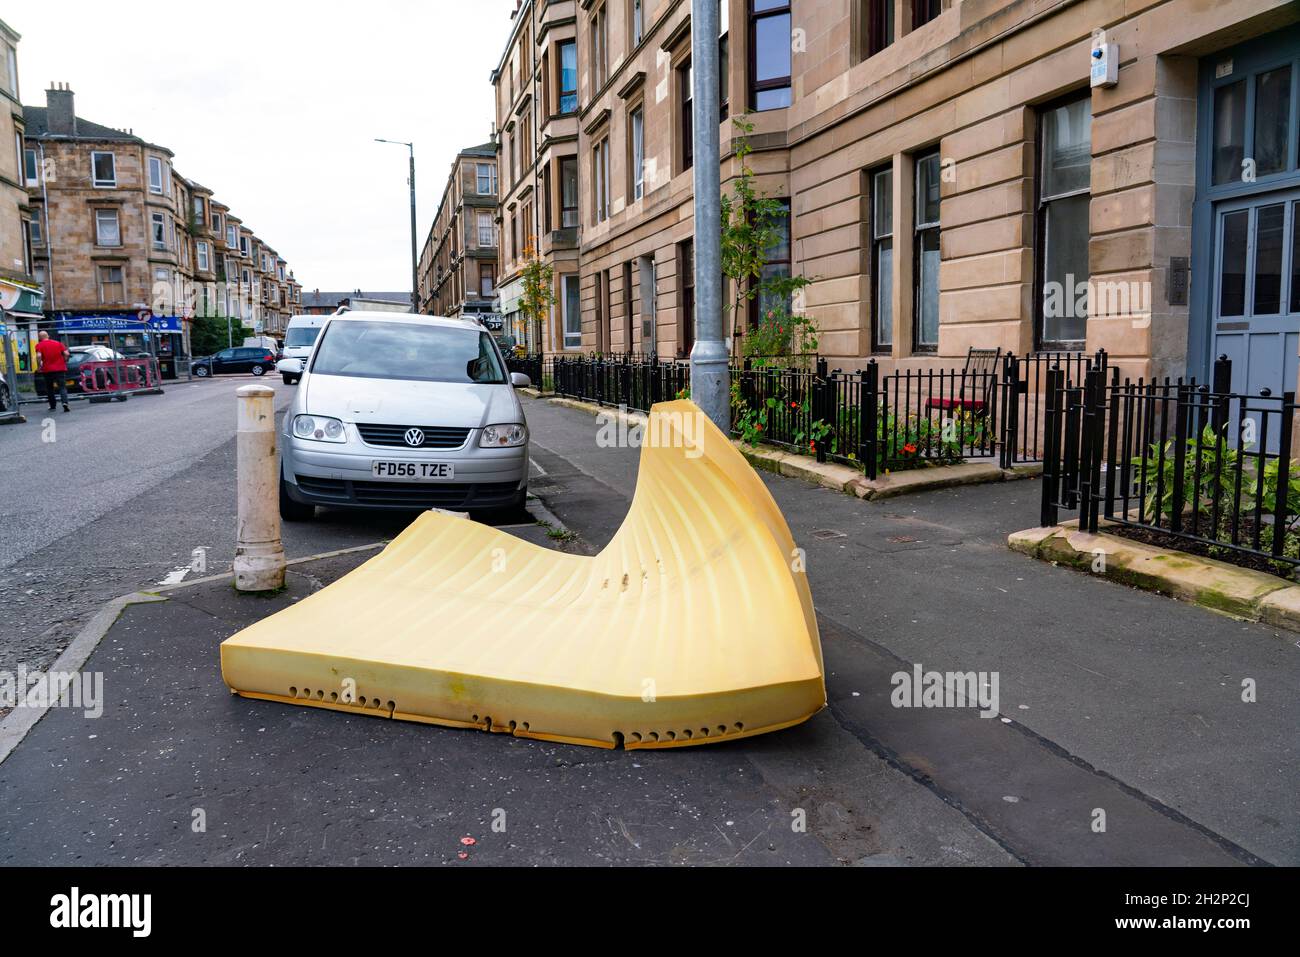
<box><xmin>38</xmin><ymin>142</ymin><xmax>55</xmax><ymax>309</ymax></box>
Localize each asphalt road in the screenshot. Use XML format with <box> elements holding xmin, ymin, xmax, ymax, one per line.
<box><xmin>0</xmin><ymin>375</ymin><xmax>528</xmax><ymax>677</ymax></box>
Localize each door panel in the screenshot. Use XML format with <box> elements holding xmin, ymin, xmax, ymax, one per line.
<box><xmin>1212</xmin><ymin>189</ymin><xmax>1300</xmax><ymax>403</ymax></box>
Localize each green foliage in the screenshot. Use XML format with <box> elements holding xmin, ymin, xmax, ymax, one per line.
<box><xmin>189</xmin><ymin>315</ymin><xmax>230</xmax><ymax>357</ymax></box>
<box><xmin>189</xmin><ymin>315</ymin><xmax>256</xmax><ymax>356</ymax></box>
<box><xmin>1133</xmin><ymin>424</ymin><xmax>1300</xmax><ymax>527</ymax></box>
<box><xmin>720</xmin><ymin>117</ymin><xmax>815</xmax><ymax>369</ymax></box>
<box><xmin>875</xmin><ymin>410</ymin><xmax>987</xmax><ymax>472</ymax></box>
<box><xmin>519</xmin><ymin>242</ymin><xmax>555</xmax><ymax>352</ymax></box>
<box><xmin>744</xmin><ymin>307</ymin><xmax>819</xmax><ymax>363</ymax></box>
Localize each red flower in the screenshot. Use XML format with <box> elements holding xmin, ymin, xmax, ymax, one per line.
<box><xmin>789</xmin><ymin>401</ymin><xmax>799</xmax><ymax>410</ymax></box>
<box><xmin>809</xmin><ymin>441</ymin><xmax>816</xmax><ymax>450</ymax></box>
<box><xmin>756</xmin><ymin>423</ymin><xmax>764</xmax><ymax>431</ymax></box>
<box><xmin>903</xmin><ymin>443</ymin><xmax>917</xmax><ymax>454</ymax></box>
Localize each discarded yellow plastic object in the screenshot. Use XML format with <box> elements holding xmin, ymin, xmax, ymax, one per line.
<box><xmin>220</xmin><ymin>400</ymin><xmax>825</xmax><ymax>749</ymax></box>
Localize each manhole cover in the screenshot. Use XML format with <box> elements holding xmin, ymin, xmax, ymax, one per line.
<box><xmin>887</xmin><ymin>535</ymin><xmax>919</xmax><ymax>544</ymax></box>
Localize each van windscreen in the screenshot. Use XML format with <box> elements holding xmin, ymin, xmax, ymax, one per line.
<box><xmin>284</xmin><ymin>326</ymin><xmax>321</xmax><ymax>348</ymax></box>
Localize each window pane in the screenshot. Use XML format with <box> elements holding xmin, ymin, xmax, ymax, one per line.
<box><xmin>1212</xmin><ymin>79</ymin><xmax>1246</xmax><ymax>186</ymax></box>
<box><xmin>96</xmin><ymin>210</ymin><xmax>119</xmax><ymax>245</ymax></box>
<box><xmin>1042</xmin><ymin>97</ymin><xmax>1091</xmax><ymax>199</ymax></box>
<box><xmin>873</xmin><ymin>168</ymin><xmax>892</xmax><ymax>238</ymax></box>
<box><xmin>564</xmin><ymin>275</ymin><xmax>582</xmax><ymax>347</ymax></box>
<box><xmin>754</xmin><ymin>14</ymin><xmax>791</xmax><ymax>84</ymax></box>
<box><xmin>876</xmin><ymin>239</ymin><xmax>893</xmax><ymax>346</ymax></box>
<box><xmin>1219</xmin><ymin>210</ymin><xmax>1248</xmax><ymax>317</ymax></box>
<box><xmin>1041</xmin><ymin>193</ymin><xmax>1089</xmax><ymax>342</ymax></box>
<box><xmin>917</xmin><ymin>229</ymin><xmax>940</xmax><ymax>346</ymax></box>
<box><xmin>1254</xmin><ymin>66</ymin><xmax>1292</xmax><ymax>178</ymax></box>
<box><xmin>560</xmin><ymin>42</ymin><xmax>577</xmax><ymax>111</ymax></box>
<box><xmin>1253</xmin><ymin>203</ymin><xmax>1285</xmax><ymax>315</ymax></box>
<box><xmin>765</xmin><ymin>210</ymin><xmax>790</xmax><ymax>263</ymax></box>
<box><xmin>632</xmin><ymin>108</ymin><xmax>644</xmax><ymax>197</ymax></box>
<box><xmin>915</xmin><ymin>153</ymin><xmax>940</xmax><ymax>226</ymax></box>
<box><xmin>561</xmin><ymin>158</ymin><xmax>578</xmax><ymax>226</ymax></box>
<box><xmin>757</xmin><ymin>265</ymin><xmax>790</xmax><ymax>319</ymax></box>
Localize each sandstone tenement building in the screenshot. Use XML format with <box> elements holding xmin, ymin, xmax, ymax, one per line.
<box><xmin>489</xmin><ymin>0</ymin><xmax>1300</xmax><ymax>402</ymax></box>
<box><xmin>418</xmin><ymin>143</ymin><xmax>500</xmax><ymax>322</ymax></box>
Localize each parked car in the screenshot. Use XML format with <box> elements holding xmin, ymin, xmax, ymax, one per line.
<box><xmin>192</xmin><ymin>346</ymin><xmax>279</xmax><ymax>377</ymax></box>
<box><xmin>278</xmin><ymin>311</ymin><xmax>532</xmax><ymax>520</ymax></box>
<box><xmin>243</xmin><ymin>335</ymin><xmax>281</xmax><ymax>354</ymax></box>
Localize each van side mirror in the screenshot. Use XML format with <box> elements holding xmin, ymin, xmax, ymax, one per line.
<box><xmin>510</xmin><ymin>372</ymin><xmax>532</xmax><ymax>389</ymax></box>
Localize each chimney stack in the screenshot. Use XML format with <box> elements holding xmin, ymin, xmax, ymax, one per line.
<box><xmin>46</xmin><ymin>83</ymin><xmax>76</xmax><ymax>136</ymax></box>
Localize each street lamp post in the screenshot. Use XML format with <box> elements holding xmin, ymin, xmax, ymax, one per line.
<box><xmin>688</xmin><ymin>0</ymin><xmax>726</xmax><ymax>433</ymax></box>
<box><xmin>375</xmin><ymin>138</ymin><xmax>419</xmax><ymax>313</ymax></box>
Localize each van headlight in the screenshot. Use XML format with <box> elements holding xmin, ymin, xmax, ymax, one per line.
<box><xmin>480</xmin><ymin>423</ymin><xmax>527</xmax><ymax>448</ymax></box>
<box><xmin>292</xmin><ymin>414</ymin><xmax>346</xmax><ymax>443</ymax></box>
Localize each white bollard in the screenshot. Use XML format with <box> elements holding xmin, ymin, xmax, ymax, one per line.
<box><xmin>234</xmin><ymin>384</ymin><xmax>286</xmax><ymax>592</ymax></box>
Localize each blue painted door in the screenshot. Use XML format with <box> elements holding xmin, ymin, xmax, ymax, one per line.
<box><xmin>1212</xmin><ymin>189</ymin><xmax>1300</xmax><ymax>401</ymax></box>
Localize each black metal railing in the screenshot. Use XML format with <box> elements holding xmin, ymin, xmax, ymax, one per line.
<box><xmin>517</xmin><ymin>349</ymin><xmax>1105</xmax><ymax>479</ymax></box>
<box><xmin>1040</xmin><ymin>355</ymin><xmax>1300</xmax><ymax>569</ymax></box>
<box><xmin>551</xmin><ymin>354</ymin><xmax>692</xmax><ymax>411</ymax></box>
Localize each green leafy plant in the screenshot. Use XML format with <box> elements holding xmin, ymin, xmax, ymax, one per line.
<box><xmin>720</xmin><ymin>117</ymin><xmax>816</xmax><ymax>369</ymax></box>
<box><xmin>1130</xmin><ymin>425</ymin><xmax>1300</xmax><ymax>569</ymax></box>
<box><xmin>519</xmin><ymin>241</ymin><xmax>555</xmax><ymax>354</ymax></box>
<box><xmin>1130</xmin><ymin>425</ymin><xmax>1242</xmax><ymax>520</ymax></box>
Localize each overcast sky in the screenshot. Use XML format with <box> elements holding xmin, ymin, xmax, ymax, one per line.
<box><xmin>15</xmin><ymin>0</ymin><xmax>517</xmax><ymax>294</ymax></box>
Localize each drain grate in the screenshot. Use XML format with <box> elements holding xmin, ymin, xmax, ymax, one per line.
<box><xmin>812</xmin><ymin>529</ymin><xmax>848</xmax><ymax>541</ymax></box>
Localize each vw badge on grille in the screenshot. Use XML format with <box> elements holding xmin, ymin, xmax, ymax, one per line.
<box><xmin>404</xmin><ymin>428</ymin><xmax>425</xmax><ymax>447</ymax></box>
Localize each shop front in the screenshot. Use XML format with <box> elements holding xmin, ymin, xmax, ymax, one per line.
<box><xmin>0</xmin><ymin>277</ymin><xmax>44</xmax><ymax>418</ymax></box>
<box><xmin>47</xmin><ymin>313</ymin><xmax>189</xmax><ymax>380</ymax></box>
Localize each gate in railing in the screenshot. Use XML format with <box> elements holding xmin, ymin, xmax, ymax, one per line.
<box><xmin>999</xmin><ymin>350</ymin><xmax>1107</xmax><ymax>468</ymax></box>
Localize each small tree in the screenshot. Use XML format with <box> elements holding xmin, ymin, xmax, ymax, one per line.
<box><xmin>720</xmin><ymin>116</ymin><xmax>815</xmax><ymax>368</ymax></box>
<box><xmin>518</xmin><ymin>242</ymin><xmax>555</xmax><ymax>355</ymax></box>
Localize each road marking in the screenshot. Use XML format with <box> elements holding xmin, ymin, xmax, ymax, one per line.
<box><xmin>157</xmin><ymin>566</ymin><xmax>190</xmax><ymax>586</ymax></box>
<box><xmin>530</xmin><ymin>457</ymin><xmax>548</xmax><ymax>476</ymax></box>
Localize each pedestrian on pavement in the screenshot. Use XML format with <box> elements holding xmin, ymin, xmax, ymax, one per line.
<box><xmin>35</xmin><ymin>330</ymin><xmax>70</xmax><ymax>413</ymax></box>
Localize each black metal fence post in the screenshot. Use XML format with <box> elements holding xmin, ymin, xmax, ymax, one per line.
<box><xmin>1169</xmin><ymin>382</ymin><xmax>1190</xmax><ymax>535</ymax></box>
<box><xmin>863</xmin><ymin>361</ymin><xmax>878</xmax><ymax>480</ymax></box>
<box><xmin>1103</xmin><ymin>365</ymin><xmax>1120</xmax><ymax>520</ymax></box>
<box><xmin>1041</xmin><ymin>366</ymin><xmax>1063</xmax><ymax>527</ymax></box>
<box><xmin>1212</xmin><ymin>354</ymin><xmax>1232</xmax><ymax>436</ymax></box>
<box><xmin>1000</xmin><ymin>354</ymin><xmax>1020</xmax><ymax>469</ymax></box>
<box><xmin>1273</xmin><ymin>392</ymin><xmax>1296</xmax><ymax>558</ymax></box>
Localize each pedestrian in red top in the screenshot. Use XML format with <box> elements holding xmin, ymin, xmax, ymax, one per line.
<box><xmin>35</xmin><ymin>331</ymin><xmax>70</xmax><ymax>413</ymax></box>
